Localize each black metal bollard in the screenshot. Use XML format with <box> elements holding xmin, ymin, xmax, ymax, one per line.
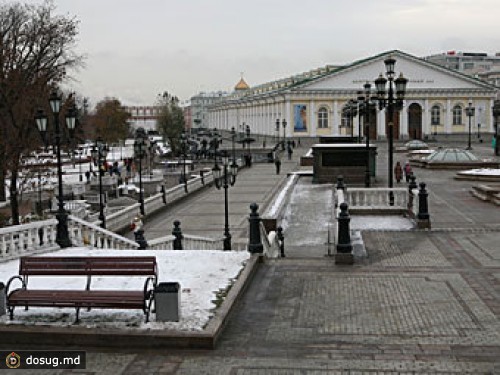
<box><xmin>418</xmin><ymin>182</ymin><xmax>430</xmax><ymax>220</ymax></box>
<box><xmin>200</xmin><ymin>170</ymin><xmax>205</xmax><ymax>185</ymax></box>
<box><xmin>248</xmin><ymin>203</ymin><xmax>263</xmax><ymax>254</ymax></box>
<box><xmin>172</xmin><ymin>220</ymin><xmax>183</xmax><ymax>250</ymax></box>
<box><xmin>161</xmin><ymin>185</ymin><xmax>167</xmax><ymax>205</ymax></box>
<box><xmin>336</xmin><ymin>175</ymin><xmax>346</xmax><ymax>191</ymax></box>
<box><xmin>277</xmin><ymin>226</ymin><xmax>285</xmax><ymax>257</ymax></box>
<box><xmin>336</xmin><ymin>202</ymin><xmax>352</xmax><ymax>254</ymax></box>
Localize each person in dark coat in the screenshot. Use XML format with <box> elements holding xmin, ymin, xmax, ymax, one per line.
<box><xmin>274</xmin><ymin>154</ymin><xmax>281</xmax><ymax>174</ymax></box>
<box><xmin>394</xmin><ymin>161</ymin><xmax>403</xmax><ymax>183</ymax></box>
<box><xmin>404</xmin><ymin>162</ymin><xmax>412</xmax><ymax>182</ymax></box>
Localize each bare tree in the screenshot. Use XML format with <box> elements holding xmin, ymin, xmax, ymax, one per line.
<box><xmin>0</xmin><ymin>1</ymin><xmax>84</xmax><ymax>224</ymax></box>
<box><xmin>89</xmin><ymin>97</ymin><xmax>130</xmax><ymax>143</ymax></box>
<box><xmin>156</xmin><ymin>91</ymin><xmax>185</xmax><ymax>154</ymax></box>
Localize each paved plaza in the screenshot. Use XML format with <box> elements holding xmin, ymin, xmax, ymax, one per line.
<box><xmin>4</xmin><ymin>140</ymin><xmax>500</xmax><ymax>374</ymax></box>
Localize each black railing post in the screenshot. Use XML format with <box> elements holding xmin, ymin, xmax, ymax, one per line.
<box><xmin>277</xmin><ymin>226</ymin><xmax>285</xmax><ymax>258</ymax></box>
<box><xmin>248</xmin><ymin>203</ymin><xmax>263</xmax><ymax>254</ymax></box>
<box><xmin>200</xmin><ymin>170</ymin><xmax>205</xmax><ymax>185</ymax></box>
<box><xmin>335</xmin><ymin>202</ymin><xmax>353</xmax><ymax>265</ymax></box>
<box><xmin>172</xmin><ymin>220</ymin><xmax>184</xmax><ymax>250</ymax></box>
<box><xmin>408</xmin><ymin>173</ymin><xmax>417</xmax><ymax>212</ymax></box>
<box><xmin>417</xmin><ymin>182</ymin><xmax>431</xmax><ymax>229</ymax></box>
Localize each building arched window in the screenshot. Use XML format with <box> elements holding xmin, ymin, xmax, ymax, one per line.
<box><xmin>317</xmin><ymin>107</ymin><xmax>329</xmax><ymax>128</ymax></box>
<box><xmin>431</xmin><ymin>105</ymin><xmax>441</xmax><ymax>125</ymax></box>
<box><xmin>452</xmin><ymin>104</ymin><xmax>463</xmax><ymax>125</ymax></box>
<box><xmin>340</xmin><ymin>105</ymin><xmax>350</xmax><ymax>129</ymax></box>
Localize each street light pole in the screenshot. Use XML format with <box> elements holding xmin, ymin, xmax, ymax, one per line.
<box><xmin>212</xmin><ymin>150</ymin><xmax>238</xmax><ymax>250</ymax></box>
<box><xmin>275</xmin><ymin>119</ymin><xmax>280</xmax><ymax>146</ymax></box>
<box><xmin>360</xmin><ymin>82</ymin><xmax>373</xmax><ymax>187</ymax></box>
<box><xmin>466</xmin><ymin>102</ymin><xmax>475</xmax><ymax>150</ymax></box>
<box><xmin>91</xmin><ymin>139</ymin><xmax>108</xmax><ymax>229</ymax></box>
<box><xmin>375</xmin><ymin>57</ymin><xmax>408</xmax><ymax>205</ymax></box>
<box><xmin>34</xmin><ymin>91</ymin><xmax>76</xmax><ymax>248</ymax></box>
<box><xmin>282</xmin><ymin>119</ymin><xmax>287</xmax><ymax>151</ymax></box>
<box><xmin>134</xmin><ymin>128</ymin><xmax>146</xmax><ymax>216</ymax></box>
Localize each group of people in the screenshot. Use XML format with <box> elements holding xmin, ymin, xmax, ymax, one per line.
<box><xmin>394</xmin><ymin>161</ymin><xmax>412</xmax><ymax>183</ymax></box>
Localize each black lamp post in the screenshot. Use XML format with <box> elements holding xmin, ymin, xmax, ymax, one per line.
<box><xmin>134</xmin><ymin>128</ymin><xmax>147</xmax><ymax>216</ymax></box>
<box><xmin>37</xmin><ymin>168</ymin><xmax>43</xmax><ymax>216</ymax></box>
<box><xmin>275</xmin><ymin>119</ymin><xmax>280</xmax><ymax>146</ymax></box>
<box><xmin>231</xmin><ymin>126</ymin><xmax>237</xmax><ymax>164</ymax></box>
<box><xmin>281</xmin><ymin>119</ymin><xmax>287</xmax><ymax>150</ymax></box>
<box><xmin>375</xmin><ymin>57</ymin><xmax>408</xmax><ymax>204</ymax></box>
<box><xmin>465</xmin><ymin>102</ymin><xmax>475</xmax><ymax>150</ymax></box>
<box><xmin>91</xmin><ymin>138</ymin><xmax>109</xmax><ymax>229</ymax></box>
<box><xmin>359</xmin><ymin>82</ymin><xmax>375</xmax><ymax>187</ymax></box>
<box><xmin>493</xmin><ymin>101</ymin><xmax>500</xmax><ymax>156</ymax></box>
<box><xmin>212</xmin><ymin>150</ymin><xmax>238</xmax><ymax>250</ymax></box>
<box><xmin>34</xmin><ymin>91</ymin><xmax>76</xmax><ymax>248</ymax></box>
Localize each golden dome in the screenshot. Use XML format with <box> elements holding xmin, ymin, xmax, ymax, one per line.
<box><xmin>235</xmin><ymin>77</ymin><xmax>250</xmax><ymax>91</ymax></box>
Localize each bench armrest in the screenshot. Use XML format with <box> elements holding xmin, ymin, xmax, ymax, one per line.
<box><xmin>143</xmin><ymin>276</ymin><xmax>156</xmax><ymax>301</ymax></box>
<box><xmin>5</xmin><ymin>275</ymin><xmax>25</xmax><ymax>296</ymax></box>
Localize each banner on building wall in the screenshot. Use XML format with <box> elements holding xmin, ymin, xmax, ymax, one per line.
<box><xmin>294</xmin><ymin>104</ymin><xmax>307</xmax><ymax>132</ymax></box>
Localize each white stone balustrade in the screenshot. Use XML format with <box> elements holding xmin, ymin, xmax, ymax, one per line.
<box><xmin>147</xmin><ymin>233</ymin><xmax>224</xmax><ymax>251</ymax></box>
<box><xmin>0</xmin><ymin>219</ymin><xmax>58</xmax><ymax>260</ymax></box>
<box><xmin>68</xmin><ymin>215</ymin><xmax>139</xmax><ymax>249</ymax></box>
<box><xmin>344</xmin><ymin>188</ymin><xmax>408</xmax><ymax>212</ymax></box>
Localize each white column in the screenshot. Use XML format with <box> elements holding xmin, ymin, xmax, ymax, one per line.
<box><xmin>333</xmin><ymin>100</ymin><xmax>339</xmax><ymax>135</ymax></box>
<box><xmin>285</xmin><ymin>100</ymin><xmax>291</xmax><ymax>137</ymax></box>
<box><xmin>423</xmin><ymin>99</ymin><xmax>429</xmax><ymax>135</ymax></box>
<box><xmin>445</xmin><ymin>99</ymin><xmax>452</xmax><ymax>134</ymax></box>
<box><xmin>378</xmin><ymin>109</ymin><xmax>386</xmax><ymax>139</ymax></box>
<box><xmin>401</xmin><ymin>101</ymin><xmax>409</xmax><ymax>139</ymax></box>
<box><xmin>310</xmin><ymin>100</ymin><xmax>316</xmax><ymax>137</ymax></box>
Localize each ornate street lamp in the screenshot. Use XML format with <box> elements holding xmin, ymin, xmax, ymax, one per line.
<box><xmin>465</xmin><ymin>102</ymin><xmax>475</xmax><ymax>150</ymax></box>
<box><xmin>134</xmin><ymin>128</ymin><xmax>147</xmax><ymax>216</ymax></box>
<box><xmin>493</xmin><ymin>100</ymin><xmax>500</xmax><ymax>156</ymax></box>
<box><xmin>212</xmin><ymin>149</ymin><xmax>238</xmax><ymax>250</ymax></box>
<box><xmin>281</xmin><ymin>119</ymin><xmax>287</xmax><ymax>150</ymax></box>
<box><xmin>231</xmin><ymin>126</ymin><xmax>237</xmax><ymax>164</ymax></box>
<box><xmin>358</xmin><ymin>82</ymin><xmax>375</xmax><ymax>187</ymax></box>
<box><xmin>375</xmin><ymin>57</ymin><xmax>408</xmax><ymax>204</ymax></box>
<box><xmin>34</xmin><ymin>91</ymin><xmax>76</xmax><ymax>248</ymax></box>
<box><xmin>91</xmin><ymin>138</ymin><xmax>109</xmax><ymax>229</ymax></box>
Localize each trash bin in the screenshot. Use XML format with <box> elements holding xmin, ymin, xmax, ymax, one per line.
<box><xmin>154</xmin><ymin>282</ymin><xmax>180</xmax><ymax>322</ymax></box>
<box><xmin>0</xmin><ymin>282</ymin><xmax>6</xmax><ymax>317</ymax></box>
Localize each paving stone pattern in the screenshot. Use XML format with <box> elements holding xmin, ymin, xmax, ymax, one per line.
<box><xmin>6</xmin><ymin>141</ymin><xmax>500</xmax><ymax>374</ymax></box>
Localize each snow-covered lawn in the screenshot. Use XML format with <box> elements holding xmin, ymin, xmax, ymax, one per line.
<box><xmin>351</xmin><ymin>215</ymin><xmax>414</xmax><ymax>230</ymax></box>
<box><xmin>0</xmin><ymin>248</ymin><xmax>249</xmax><ymax>331</ymax></box>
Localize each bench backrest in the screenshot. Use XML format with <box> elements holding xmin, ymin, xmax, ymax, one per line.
<box><xmin>19</xmin><ymin>256</ymin><xmax>157</xmax><ymax>277</ymax></box>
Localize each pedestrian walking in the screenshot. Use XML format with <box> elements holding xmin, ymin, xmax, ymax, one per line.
<box><xmin>274</xmin><ymin>154</ymin><xmax>281</xmax><ymax>174</ymax></box>
<box><xmin>404</xmin><ymin>161</ymin><xmax>412</xmax><ymax>182</ymax></box>
<box><xmin>394</xmin><ymin>161</ymin><xmax>403</xmax><ymax>183</ymax></box>
<box><xmin>287</xmin><ymin>144</ymin><xmax>293</xmax><ymax>160</ymax></box>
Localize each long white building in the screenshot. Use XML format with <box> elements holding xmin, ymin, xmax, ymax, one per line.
<box><xmin>207</xmin><ymin>50</ymin><xmax>498</xmax><ymax>140</ymax></box>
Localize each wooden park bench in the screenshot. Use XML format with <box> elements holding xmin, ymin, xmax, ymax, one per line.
<box><xmin>5</xmin><ymin>256</ymin><xmax>158</xmax><ymax>323</ymax></box>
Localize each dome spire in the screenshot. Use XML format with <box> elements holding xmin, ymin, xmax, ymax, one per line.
<box><xmin>235</xmin><ymin>73</ymin><xmax>250</xmax><ymax>91</ymax></box>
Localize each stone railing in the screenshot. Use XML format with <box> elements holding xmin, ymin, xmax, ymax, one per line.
<box><xmin>261</xmin><ymin>222</ymin><xmax>281</xmax><ymax>258</ymax></box>
<box><xmin>0</xmin><ymin>219</ymin><xmax>59</xmax><ymax>261</ymax></box>
<box><xmin>408</xmin><ymin>187</ymin><xmax>420</xmax><ymax>219</ymax></box>
<box><xmin>261</xmin><ymin>174</ymin><xmax>299</xmax><ymax>232</ymax></box>
<box><xmin>105</xmin><ymin>170</ymin><xmax>214</xmax><ymax>233</ymax></box>
<box><xmin>68</xmin><ymin>215</ymin><xmax>139</xmax><ymax>249</ymax></box>
<box><xmin>147</xmin><ymin>233</ymin><xmax>225</xmax><ymax>250</ymax></box>
<box><xmin>343</xmin><ymin>188</ymin><xmax>408</xmax><ymax>213</ymax></box>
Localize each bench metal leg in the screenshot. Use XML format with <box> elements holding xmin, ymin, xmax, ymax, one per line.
<box><xmin>74</xmin><ymin>307</ymin><xmax>81</xmax><ymax>324</ymax></box>
<box><xmin>8</xmin><ymin>307</ymin><xmax>14</xmax><ymax>320</ymax></box>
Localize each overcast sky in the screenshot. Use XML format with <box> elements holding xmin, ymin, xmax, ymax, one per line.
<box><xmin>23</xmin><ymin>0</ymin><xmax>500</xmax><ymax>106</ymax></box>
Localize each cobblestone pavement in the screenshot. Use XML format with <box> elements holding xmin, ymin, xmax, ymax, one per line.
<box><xmin>10</xmin><ymin>140</ymin><xmax>500</xmax><ymax>374</ymax></box>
